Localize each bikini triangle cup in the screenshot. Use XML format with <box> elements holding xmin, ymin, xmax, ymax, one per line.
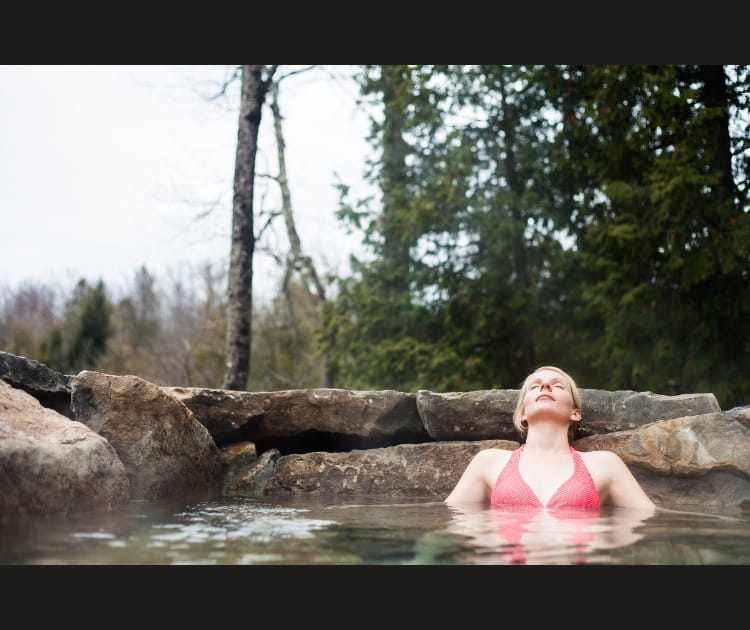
<box><xmin>490</xmin><ymin>445</ymin><xmax>601</xmax><ymax>509</ymax></box>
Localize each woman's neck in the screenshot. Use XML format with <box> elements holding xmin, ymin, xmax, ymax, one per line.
<box><xmin>523</xmin><ymin>426</ymin><xmax>571</xmax><ymax>455</ymax></box>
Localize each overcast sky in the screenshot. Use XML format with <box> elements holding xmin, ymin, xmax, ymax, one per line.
<box><xmin>1</xmin><ymin>64</ymin><xmax>374</xmax><ymax>303</ymax></box>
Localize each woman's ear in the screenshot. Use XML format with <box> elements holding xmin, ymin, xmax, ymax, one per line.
<box><xmin>570</xmin><ymin>408</ymin><xmax>582</xmax><ymax>423</ymax></box>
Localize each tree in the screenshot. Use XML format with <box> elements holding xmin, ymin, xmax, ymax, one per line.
<box><xmin>222</xmin><ymin>65</ymin><xmax>278</xmax><ymax>391</ymax></box>
<box><xmin>1</xmin><ymin>278</ymin><xmax>112</xmax><ymax>375</ymax></box>
<box><xmin>221</xmin><ymin>65</ymin><xmax>343</xmax><ymax>390</ymax></box>
<box><xmin>63</xmin><ymin>278</ymin><xmax>112</xmax><ymax>373</ymax></box>
<box><xmin>118</xmin><ymin>265</ymin><xmax>161</xmax><ymax>353</ymax></box>
<box><xmin>250</xmin><ymin>279</ymin><xmax>326</xmax><ymax>390</ymax></box>
<box><xmin>159</xmin><ymin>262</ymin><xmax>227</xmax><ymax>387</ymax></box>
<box><xmin>0</xmin><ymin>281</ymin><xmax>58</xmax><ymax>361</ymax></box>
<box><xmin>324</xmin><ymin>65</ymin><xmax>442</xmax><ymax>389</ymax></box>
<box><xmin>324</xmin><ymin>65</ymin><xmax>571</xmax><ymax>391</ymax></box>
<box><xmin>325</xmin><ymin>64</ymin><xmax>750</xmax><ymax>406</ymax></box>
<box><xmin>267</xmin><ymin>76</ymin><xmax>330</xmax><ymax>386</ymax></box>
<box><xmin>545</xmin><ymin>65</ymin><xmax>750</xmax><ymax>405</ymax></box>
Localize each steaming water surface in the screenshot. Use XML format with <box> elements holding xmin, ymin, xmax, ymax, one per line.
<box><xmin>1</xmin><ymin>495</ymin><xmax>748</xmax><ymax>565</ymax></box>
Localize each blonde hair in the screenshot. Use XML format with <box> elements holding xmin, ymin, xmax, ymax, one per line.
<box><xmin>512</xmin><ymin>366</ymin><xmax>582</xmax><ymax>438</ymax></box>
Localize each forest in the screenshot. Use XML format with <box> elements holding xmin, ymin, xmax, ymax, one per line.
<box><xmin>2</xmin><ymin>65</ymin><xmax>749</xmax><ymax>409</ymax></box>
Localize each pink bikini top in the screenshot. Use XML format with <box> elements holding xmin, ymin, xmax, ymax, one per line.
<box><xmin>490</xmin><ymin>445</ymin><xmax>600</xmax><ymax>510</ymax></box>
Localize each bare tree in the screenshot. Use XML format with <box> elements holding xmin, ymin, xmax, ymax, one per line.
<box><xmin>0</xmin><ymin>281</ymin><xmax>59</xmax><ymax>358</ymax></box>
<box><xmin>221</xmin><ymin>65</ymin><xmax>278</xmax><ymax>390</ymax></box>
<box><xmin>268</xmin><ymin>79</ymin><xmax>331</xmax><ymax>385</ymax></box>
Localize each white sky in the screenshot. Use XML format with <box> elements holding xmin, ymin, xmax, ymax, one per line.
<box><xmin>0</xmin><ymin>64</ymin><xmax>375</xmax><ymax>305</ymax></box>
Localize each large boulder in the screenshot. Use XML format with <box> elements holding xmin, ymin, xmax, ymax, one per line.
<box><xmin>163</xmin><ymin>387</ymin><xmax>265</xmax><ymax>446</ymax></box>
<box><xmin>262</xmin><ymin>439</ymin><xmax>519</xmax><ymax>498</ymax></box>
<box><xmin>416</xmin><ymin>388</ymin><xmax>721</xmax><ymax>440</ymax></box>
<box><xmin>71</xmin><ymin>371</ymin><xmax>223</xmax><ymax>501</ymax></box>
<box><xmin>575</xmin><ymin>409</ymin><xmax>750</xmax><ymax>512</ymax></box>
<box><xmin>0</xmin><ymin>379</ymin><xmax>129</xmax><ymax>516</ymax></box>
<box><xmin>165</xmin><ymin>386</ymin><xmax>431</xmax><ymax>448</ymax></box>
<box><xmin>575</xmin><ymin>389</ymin><xmax>722</xmax><ymax>437</ymax></box>
<box><xmin>0</xmin><ymin>351</ymin><xmax>73</xmax><ymax>418</ymax></box>
<box><xmin>416</xmin><ymin>390</ymin><xmax>518</xmax><ymax>440</ymax></box>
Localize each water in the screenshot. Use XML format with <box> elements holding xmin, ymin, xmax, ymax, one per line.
<box><xmin>1</xmin><ymin>494</ymin><xmax>748</xmax><ymax>565</ymax></box>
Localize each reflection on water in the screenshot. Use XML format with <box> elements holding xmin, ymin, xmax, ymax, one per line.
<box><xmin>1</xmin><ymin>494</ymin><xmax>748</xmax><ymax>565</ymax></box>
<box><xmin>438</xmin><ymin>504</ymin><xmax>653</xmax><ymax>564</ymax></box>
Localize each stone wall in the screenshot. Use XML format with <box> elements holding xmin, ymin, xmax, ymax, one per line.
<box><xmin>1</xmin><ymin>351</ymin><xmax>748</xmax><ymax>516</ymax></box>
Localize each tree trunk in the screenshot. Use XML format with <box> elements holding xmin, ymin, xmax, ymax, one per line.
<box><xmin>699</xmin><ymin>65</ymin><xmax>737</xmax><ymax>208</ymax></box>
<box><xmin>269</xmin><ymin>82</ymin><xmax>331</xmax><ymax>386</ymax></box>
<box><xmin>380</xmin><ymin>65</ymin><xmax>413</xmax><ymax>294</ymax></box>
<box><xmin>222</xmin><ymin>65</ymin><xmax>276</xmax><ymax>390</ymax></box>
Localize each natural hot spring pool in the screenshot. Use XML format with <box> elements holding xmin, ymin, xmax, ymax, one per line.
<box><xmin>1</xmin><ymin>494</ymin><xmax>748</xmax><ymax>565</ymax></box>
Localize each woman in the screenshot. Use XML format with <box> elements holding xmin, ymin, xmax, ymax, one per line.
<box><xmin>444</xmin><ymin>366</ymin><xmax>655</xmax><ymax>511</ymax></box>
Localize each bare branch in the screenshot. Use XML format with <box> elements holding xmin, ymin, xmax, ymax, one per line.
<box><xmin>276</xmin><ymin>65</ymin><xmax>318</xmax><ymax>82</ymax></box>
<box><xmin>269</xmin><ymin>80</ymin><xmax>326</xmax><ymax>303</ymax></box>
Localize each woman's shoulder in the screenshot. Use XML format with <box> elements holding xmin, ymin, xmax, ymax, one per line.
<box><xmin>475</xmin><ymin>447</ymin><xmax>514</xmax><ymax>460</ymax></box>
<box><xmin>577</xmin><ymin>448</ymin><xmax>623</xmax><ymax>462</ymax></box>
<box><xmin>577</xmin><ymin>448</ymin><xmax>627</xmax><ymax>475</ymax></box>
<box><xmin>470</xmin><ymin>447</ymin><xmax>513</xmax><ymax>469</ymax></box>
<box><xmin>468</xmin><ymin>448</ymin><xmax>513</xmax><ymax>486</ymax></box>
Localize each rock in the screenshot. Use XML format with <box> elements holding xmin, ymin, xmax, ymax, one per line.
<box><xmin>0</xmin><ymin>379</ymin><xmax>129</xmax><ymax>516</ymax></box>
<box><xmin>220</xmin><ymin>440</ymin><xmax>258</xmax><ymax>465</ymax></box>
<box><xmin>417</xmin><ymin>387</ymin><xmax>722</xmax><ymax>441</ymax></box>
<box><xmin>574</xmin><ymin>411</ymin><xmax>750</xmax><ymax>511</ymax></box>
<box><xmin>725</xmin><ymin>405</ymin><xmax>750</xmax><ymax>419</ymax></box>
<box><xmin>165</xmin><ymin>386</ymin><xmax>431</xmax><ymax>448</ymax></box>
<box><xmin>0</xmin><ymin>351</ymin><xmax>73</xmax><ymax>418</ymax></box>
<box><xmin>222</xmin><ymin>447</ymin><xmax>280</xmax><ymax>497</ymax></box>
<box><xmin>417</xmin><ymin>389</ymin><xmax>518</xmax><ymax>440</ymax></box>
<box><xmin>263</xmin><ymin>439</ymin><xmax>519</xmax><ymax>498</ymax></box>
<box><xmin>71</xmin><ymin>371</ymin><xmax>223</xmax><ymax>501</ymax></box>
<box><xmin>164</xmin><ymin>387</ymin><xmax>265</xmax><ymax>446</ymax></box>
<box><xmin>576</xmin><ymin>389</ymin><xmax>721</xmax><ymax>437</ymax></box>
<box><xmin>219</xmin><ymin>440</ymin><xmax>259</xmax><ymax>496</ymax></box>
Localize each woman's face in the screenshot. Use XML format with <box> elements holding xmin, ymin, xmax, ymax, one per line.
<box><xmin>522</xmin><ymin>369</ymin><xmax>579</xmax><ymax>422</ymax></box>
